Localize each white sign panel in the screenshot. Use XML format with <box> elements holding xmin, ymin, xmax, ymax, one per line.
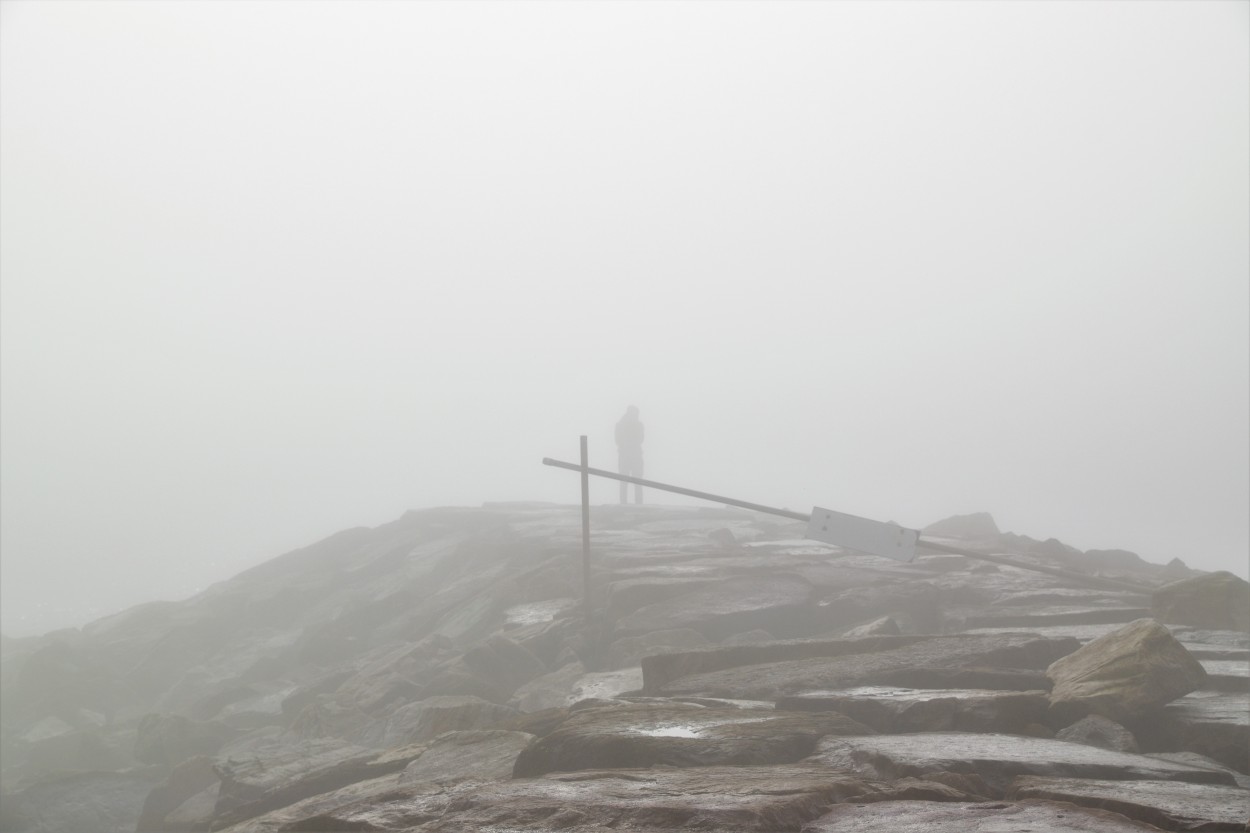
<box><xmin>805</xmin><ymin>507</ymin><xmax>918</xmax><ymax>562</ymax></box>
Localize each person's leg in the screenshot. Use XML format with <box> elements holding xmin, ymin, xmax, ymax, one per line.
<box><xmin>618</xmin><ymin>453</ymin><xmax>628</xmax><ymax>504</ymax></box>
<box><xmin>634</xmin><ymin>456</ymin><xmax>644</xmax><ymax>504</ymax></box>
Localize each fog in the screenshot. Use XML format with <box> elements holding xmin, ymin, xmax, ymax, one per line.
<box><xmin>1</xmin><ymin>1</ymin><xmax>1246</xmax><ymax>637</ymax></box>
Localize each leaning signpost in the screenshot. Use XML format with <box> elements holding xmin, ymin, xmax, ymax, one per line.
<box><xmin>545</xmin><ymin>439</ymin><xmax>1152</xmax><ymax>615</ymax></box>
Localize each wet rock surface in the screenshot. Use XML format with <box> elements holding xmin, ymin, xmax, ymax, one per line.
<box><xmin>512</xmin><ymin>701</ymin><xmax>873</xmax><ymax>776</ymax></box>
<box><xmin>776</xmin><ymin>686</ymin><xmax>1050</xmax><ymax>734</ymax></box>
<box><xmin>807</xmin><ymin>732</ymin><xmax>1237</xmax><ymax>796</ymax></box>
<box><xmin>804</xmin><ymin>799</ymin><xmax>1172</xmax><ymax>832</ymax></box>
<box><xmin>1</xmin><ymin>504</ymin><xmax>1245</xmax><ymax>832</ymax></box>
<box><xmin>1009</xmin><ymin>776</ymin><xmax>1250</xmax><ymax>830</ymax></box>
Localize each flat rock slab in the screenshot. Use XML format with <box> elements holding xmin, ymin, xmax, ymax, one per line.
<box><xmin>803</xmin><ymin>799</ymin><xmax>1170</xmax><ymax>832</ymax></box>
<box><xmin>1132</xmin><ymin>690</ymin><xmax>1250</xmax><ymax>773</ymax></box>
<box><xmin>514</xmin><ymin>702</ymin><xmax>873</xmax><ymax>776</ymax></box>
<box><xmin>1199</xmin><ymin>660</ymin><xmax>1249</xmax><ymax>692</ymax></box>
<box><xmin>777</xmin><ymin>686</ymin><xmax>1050</xmax><ymax>734</ymax></box>
<box><xmin>427</xmin><ymin>765</ymin><xmax>882</xmax><ymax>832</ymax></box>
<box><xmin>1009</xmin><ymin>776</ymin><xmax>1250</xmax><ymax>831</ymax></box>
<box><xmin>211</xmin><ymin>734</ymin><xmax>419</xmax><ymax>827</ymax></box>
<box><xmin>214</xmin><ymin>775</ymin><xmax>447</xmax><ymax>833</ymax></box>
<box><xmin>653</xmin><ymin>634</ymin><xmax>1078</xmax><ymax>700</ymax></box>
<box><xmin>614</xmin><ymin>574</ymin><xmax>816</xmax><ymax>640</ymax></box>
<box><xmin>809</xmin><ymin>733</ymin><xmax>1238</xmax><ymax>797</ymax></box>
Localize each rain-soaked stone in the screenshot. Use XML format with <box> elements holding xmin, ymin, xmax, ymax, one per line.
<box><xmin>776</xmin><ymin>687</ymin><xmax>1050</xmax><ymax>734</ymax></box>
<box><xmin>209</xmin><ymin>733</ymin><xmax>421</xmax><ymax>828</ymax></box>
<box><xmin>807</xmin><ymin>733</ymin><xmax>1238</xmax><ymax>797</ymax></box>
<box><xmin>1009</xmin><ymin>776</ymin><xmax>1250</xmax><ymax>831</ymax></box>
<box><xmin>427</xmin><ymin>765</ymin><xmax>881</xmax><ymax>832</ymax></box>
<box><xmin>513</xmin><ymin>701</ymin><xmax>873</xmax><ymax>776</ymax></box>
<box><xmin>1047</xmin><ymin>618</ymin><xmax>1208</xmax><ymax>723</ymax></box>
<box><xmin>212</xmin><ymin>775</ymin><xmax>448</xmax><ymax>833</ymax></box>
<box><xmin>652</xmin><ymin>634</ymin><xmax>1078</xmax><ymax>700</ymax></box>
<box><xmin>802</xmin><ymin>798</ymin><xmax>1173</xmax><ymax>832</ymax></box>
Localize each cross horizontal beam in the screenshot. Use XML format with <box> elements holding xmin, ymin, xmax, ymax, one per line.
<box><xmin>542</xmin><ymin>456</ymin><xmax>1157</xmax><ymax>594</ymax></box>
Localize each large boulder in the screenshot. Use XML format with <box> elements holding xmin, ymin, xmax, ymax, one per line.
<box><xmin>1046</xmin><ymin>618</ymin><xmax>1208</xmax><ymax>722</ymax></box>
<box><xmin>1152</xmin><ymin>571</ymin><xmax>1250</xmax><ymax>632</ymax></box>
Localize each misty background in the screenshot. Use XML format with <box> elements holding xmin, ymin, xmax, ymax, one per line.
<box><xmin>1</xmin><ymin>1</ymin><xmax>1247</xmax><ymax>637</ymax></box>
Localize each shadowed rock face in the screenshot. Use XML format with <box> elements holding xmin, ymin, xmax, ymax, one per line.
<box><xmin>1</xmin><ymin>504</ymin><xmax>1245</xmax><ymax>833</ymax></box>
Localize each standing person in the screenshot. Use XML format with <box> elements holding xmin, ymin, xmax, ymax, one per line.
<box><xmin>615</xmin><ymin>405</ymin><xmax>645</xmax><ymax>504</ymax></box>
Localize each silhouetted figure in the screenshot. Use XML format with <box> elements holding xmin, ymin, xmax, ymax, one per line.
<box><xmin>615</xmin><ymin>405</ymin><xmax>645</xmax><ymax>504</ymax></box>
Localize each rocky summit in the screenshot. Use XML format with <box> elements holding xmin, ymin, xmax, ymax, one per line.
<box><xmin>1</xmin><ymin>503</ymin><xmax>1247</xmax><ymax>832</ymax></box>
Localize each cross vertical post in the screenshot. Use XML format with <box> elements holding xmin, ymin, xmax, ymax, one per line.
<box><xmin>579</xmin><ymin>435</ymin><xmax>591</xmax><ymax>617</ymax></box>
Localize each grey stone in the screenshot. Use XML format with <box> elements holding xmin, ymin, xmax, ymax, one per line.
<box><xmin>513</xmin><ymin>701</ymin><xmax>873</xmax><ymax>776</ymax></box>
<box><xmin>1129</xmin><ymin>690</ymin><xmax>1250</xmax><ymax>773</ymax></box>
<box><xmin>1056</xmin><ymin>714</ymin><xmax>1139</xmax><ymax>753</ymax></box>
<box><xmin>777</xmin><ymin>686</ymin><xmax>1050</xmax><ymax>735</ymax></box>
<box><xmin>804</xmin><ymin>799</ymin><xmax>1169</xmax><ymax>832</ymax></box>
<box><xmin>807</xmin><ymin>732</ymin><xmax>1237</xmax><ymax>797</ymax></box>
<box><xmin>652</xmin><ymin>634</ymin><xmax>1079</xmax><ymax>701</ymax></box>
<box><xmin>1047</xmin><ymin>618</ymin><xmax>1208</xmax><ymax>723</ymax></box>
<box><xmin>1009</xmin><ymin>776</ymin><xmax>1250</xmax><ymax>831</ymax></box>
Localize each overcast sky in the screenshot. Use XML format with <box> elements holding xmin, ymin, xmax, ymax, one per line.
<box><xmin>2</xmin><ymin>1</ymin><xmax>1247</xmax><ymax>636</ymax></box>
